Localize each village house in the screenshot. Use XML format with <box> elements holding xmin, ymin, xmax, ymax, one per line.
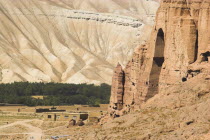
<box><xmin>43</xmin><ymin>112</ymin><xmax>88</xmax><ymax>122</ymax></box>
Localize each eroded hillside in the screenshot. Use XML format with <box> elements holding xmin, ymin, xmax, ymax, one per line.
<box><xmin>0</xmin><ymin>0</ymin><xmax>159</xmax><ymax>84</ymax></box>
<box><xmin>83</xmin><ymin>74</ymin><xmax>210</xmax><ymax>139</ymax></box>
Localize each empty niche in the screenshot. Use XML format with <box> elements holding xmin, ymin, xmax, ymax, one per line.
<box><xmin>146</xmin><ymin>29</ymin><xmax>165</xmax><ymax>100</ymax></box>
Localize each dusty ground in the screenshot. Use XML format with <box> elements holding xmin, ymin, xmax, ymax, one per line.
<box><xmin>0</xmin><ymin>119</ymin><xmax>43</xmax><ymax>140</ymax></box>
<box><xmin>0</xmin><ymin>113</ymin><xmax>91</xmax><ymax>139</ymax></box>
<box><xmin>0</xmin><ymin>105</ymin><xmax>107</xmax><ymax>140</ymax></box>
<box><xmin>0</xmin><ymin>115</ymin><xmax>102</xmax><ymax>140</ymax></box>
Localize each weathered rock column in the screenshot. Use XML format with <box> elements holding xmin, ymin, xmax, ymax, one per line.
<box><xmin>108</xmin><ymin>63</ymin><xmax>125</xmax><ymax>117</ymax></box>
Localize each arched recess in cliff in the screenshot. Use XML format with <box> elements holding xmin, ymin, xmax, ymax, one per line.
<box><xmin>187</xmin><ymin>30</ymin><xmax>198</xmax><ymax>64</ymax></box>
<box><xmin>194</xmin><ymin>30</ymin><xmax>198</xmax><ymax>63</ymax></box>
<box><xmin>146</xmin><ymin>28</ymin><xmax>165</xmax><ymax>100</ymax></box>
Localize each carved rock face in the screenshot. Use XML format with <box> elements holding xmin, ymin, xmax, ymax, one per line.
<box><xmin>109</xmin><ymin>0</ymin><xmax>210</xmax><ymax>116</ymax></box>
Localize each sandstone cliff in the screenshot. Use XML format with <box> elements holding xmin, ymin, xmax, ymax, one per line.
<box><xmin>109</xmin><ymin>0</ymin><xmax>210</xmax><ymax>117</ymax></box>
<box><xmin>69</xmin><ymin>0</ymin><xmax>210</xmax><ymax>139</ymax></box>
<box><xmin>0</xmin><ymin>0</ymin><xmax>159</xmax><ymax>84</ymax></box>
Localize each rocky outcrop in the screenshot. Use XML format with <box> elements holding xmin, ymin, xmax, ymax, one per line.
<box><xmin>67</xmin><ymin>11</ymin><xmax>143</xmax><ymax>28</ymax></box>
<box><xmin>109</xmin><ymin>0</ymin><xmax>210</xmax><ymax>116</ymax></box>
<box><xmin>0</xmin><ymin>0</ymin><xmax>159</xmax><ymax>84</ymax></box>
<box><xmin>109</xmin><ymin>63</ymin><xmax>125</xmax><ymax>116</ymax></box>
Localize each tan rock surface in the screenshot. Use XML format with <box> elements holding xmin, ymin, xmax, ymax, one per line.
<box><xmin>84</xmin><ymin>74</ymin><xmax>210</xmax><ymax>139</ymax></box>
<box><xmin>109</xmin><ymin>0</ymin><xmax>210</xmax><ymax>114</ymax></box>
<box><xmin>109</xmin><ymin>63</ymin><xmax>125</xmax><ymax>116</ymax></box>
<box><xmin>0</xmin><ymin>0</ymin><xmax>159</xmax><ymax>84</ymax></box>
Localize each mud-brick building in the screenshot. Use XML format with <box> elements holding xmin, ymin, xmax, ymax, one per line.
<box><xmin>43</xmin><ymin>112</ymin><xmax>88</xmax><ymax>121</ymax></box>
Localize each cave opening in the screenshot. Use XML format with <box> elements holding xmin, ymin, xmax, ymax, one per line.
<box><xmin>194</xmin><ymin>30</ymin><xmax>199</xmax><ymax>62</ymax></box>
<box><xmin>182</xmin><ymin>77</ymin><xmax>187</xmax><ymax>82</ymax></box>
<box><xmin>146</xmin><ymin>28</ymin><xmax>165</xmax><ymax>100</ymax></box>
<box><xmin>188</xmin><ymin>30</ymin><xmax>199</xmax><ymax>63</ymax></box>
<box><xmin>201</xmin><ymin>51</ymin><xmax>210</xmax><ymax>62</ymax></box>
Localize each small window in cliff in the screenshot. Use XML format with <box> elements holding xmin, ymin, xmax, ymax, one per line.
<box><xmin>115</xmin><ymin>115</ymin><xmax>120</xmax><ymax>118</ymax></box>
<box><xmin>182</xmin><ymin>77</ymin><xmax>187</xmax><ymax>82</ymax></box>
<box><xmin>201</xmin><ymin>51</ymin><xmax>210</xmax><ymax>62</ymax></box>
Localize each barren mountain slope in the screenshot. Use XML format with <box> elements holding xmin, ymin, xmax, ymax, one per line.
<box><xmin>0</xmin><ymin>0</ymin><xmax>159</xmax><ymax>84</ymax></box>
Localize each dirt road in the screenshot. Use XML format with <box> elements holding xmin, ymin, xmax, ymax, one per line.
<box><xmin>0</xmin><ymin>120</ymin><xmax>43</xmax><ymax>140</ymax></box>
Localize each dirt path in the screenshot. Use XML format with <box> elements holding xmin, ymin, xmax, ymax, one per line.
<box><xmin>0</xmin><ymin>119</ymin><xmax>43</xmax><ymax>140</ymax></box>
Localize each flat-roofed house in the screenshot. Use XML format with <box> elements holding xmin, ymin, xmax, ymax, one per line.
<box><xmin>43</xmin><ymin>112</ymin><xmax>88</xmax><ymax>122</ymax></box>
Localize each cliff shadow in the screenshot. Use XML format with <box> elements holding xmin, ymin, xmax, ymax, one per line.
<box><xmin>146</xmin><ymin>28</ymin><xmax>165</xmax><ymax>100</ymax></box>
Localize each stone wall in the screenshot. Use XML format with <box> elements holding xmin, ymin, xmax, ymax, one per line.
<box><xmin>108</xmin><ymin>0</ymin><xmax>210</xmax><ymax>117</ymax></box>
